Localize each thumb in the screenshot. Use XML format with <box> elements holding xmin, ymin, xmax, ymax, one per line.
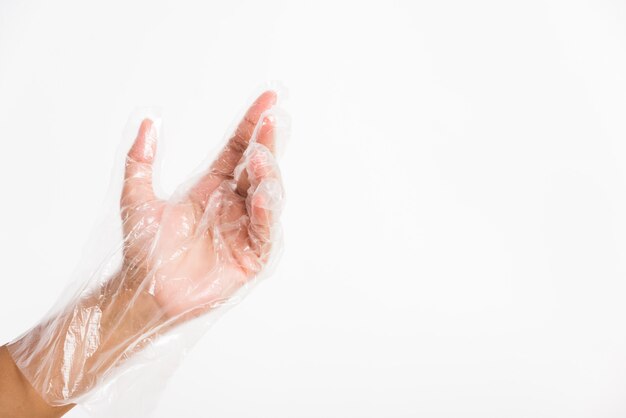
<box><xmin>121</xmin><ymin>119</ymin><xmax>157</xmax><ymax>217</ymax></box>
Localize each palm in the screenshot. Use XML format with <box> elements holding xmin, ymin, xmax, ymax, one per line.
<box><xmin>120</xmin><ymin>92</ymin><xmax>281</xmax><ymax>319</ymax></box>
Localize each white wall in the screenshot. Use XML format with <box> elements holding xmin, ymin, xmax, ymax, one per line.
<box><xmin>1</xmin><ymin>0</ymin><xmax>626</xmax><ymax>416</ymax></box>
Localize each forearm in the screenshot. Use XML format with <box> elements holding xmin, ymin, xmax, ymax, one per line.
<box><xmin>6</xmin><ymin>267</ymin><xmax>167</xmax><ymax>406</ymax></box>
<box><xmin>1</xmin><ymin>91</ymin><xmax>284</xmax><ymax>415</ymax></box>
<box><xmin>0</xmin><ymin>345</ymin><xmax>74</xmax><ymax>417</ymax></box>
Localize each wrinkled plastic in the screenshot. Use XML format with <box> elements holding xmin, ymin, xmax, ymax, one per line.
<box><xmin>7</xmin><ymin>88</ymin><xmax>288</xmax><ymax>415</ymax></box>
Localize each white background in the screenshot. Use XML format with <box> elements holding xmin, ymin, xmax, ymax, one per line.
<box><xmin>1</xmin><ymin>0</ymin><xmax>626</xmax><ymax>417</ymax></box>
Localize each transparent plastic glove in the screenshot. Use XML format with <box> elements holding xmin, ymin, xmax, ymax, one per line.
<box><xmin>7</xmin><ymin>90</ymin><xmax>286</xmax><ymax>409</ymax></box>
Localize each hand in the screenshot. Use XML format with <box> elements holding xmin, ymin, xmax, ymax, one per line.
<box><xmin>6</xmin><ymin>91</ymin><xmax>286</xmax><ymax>406</ymax></box>
<box><xmin>120</xmin><ymin>91</ymin><xmax>283</xmax><ymax>319</ymax></box>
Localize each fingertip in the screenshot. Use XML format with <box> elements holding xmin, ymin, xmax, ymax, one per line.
<box><xmin>248</xmin><ymin>91</ymin><xmax>277</xmax><ymax>118</ymax></box>
<box><xmin>139</xmin><ymin>118</ymin><xmax>153</xmax><ymax>134</ymax></box>
<box><xmin>261</xmin><ymin>114</ymin><xmax>275</xmax><ymax>132</ymax></box>
<box><xmin>252</xmin><ymin>191</ymin><xmax>266</xmax><ymax>209</ymax></box>
<box><xmin>256</xmin><ymin>90</ymin><xmax>277</xmax><ymax>106</ymax></box>
<box><xmin>249</xmin><ymin>148</ymin><xmax>272</xmax><ymax>180</ymax></box>
<box><xmin>129</xmin><ymin>118</ymin><xmax>157</xmax><ymax>163</ymax></box>
<box><xmin>251</xmin><ymin>192</ymin><xmax>270</xmax><ymax>225</ymax></box>
<box><xmin>257</xmin><ymin>114</ymin><xmax>276</xmax><ymax>151</ymax></box>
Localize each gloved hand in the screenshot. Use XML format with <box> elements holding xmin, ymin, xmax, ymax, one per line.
<box><xmin>7</xmin><ymin>90</ymin><xmax>286</xmax><ymax>406</ymax></box>
<box><xmin>121</xmin><ymin>90</ymin><xmax>282</xmax><ymax>318</ymax></box>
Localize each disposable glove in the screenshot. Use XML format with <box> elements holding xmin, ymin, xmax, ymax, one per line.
<box><xmin>8</xmin><ymin>90</ymin><xmax>286</xmax><ymax>408</ymax></box>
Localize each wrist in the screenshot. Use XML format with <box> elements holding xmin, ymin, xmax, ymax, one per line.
<box><xmin>7</xmin><ymin>267</ymin><xmax>167</xmax><ymax>405</ymax></box>
<box><xmin>0</xmin><ymin>345</ymin><xmax>74</xmax><ymax>417</ymax></box>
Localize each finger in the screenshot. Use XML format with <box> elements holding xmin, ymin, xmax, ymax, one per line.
<box><xmin>121</xmin><ymin>119</ymin><xmax>157</xmax><ymax>217</ymax></box>
<box><xmin>250</xmin><ymin>191</ymin><xmax>272</xmax><ymax>247</ymax></box>
<box><xmin>235</xmin><ymin>114</ymin><xmax>276</xmax><ymax>197</ymax></box>
<box><xmin>246</xmin><ymin>148</ymin><xmax>283</xmax><ymax>253</ymax></box>
<box><xmin>256</xmin><ymin>113</ymin><xmax>276</xmax><ymax>153</ymax></box>
<box><xmin>218</xmin><ymin>91</ymin><xmax>277</xmax><ymax>174</ymax></box>
<box><xmin>189</xmin><ymin>91</ymin><xmax>277</xmax><ymax>206</ymax></box>
<box><xmin>249</xmin><ymin>183</ymin><xmax>283</xmax><ymax>261</ymax></box>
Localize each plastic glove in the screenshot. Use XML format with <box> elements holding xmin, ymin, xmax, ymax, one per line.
<box><xmin>121</xmin><ymin>90</ymin><xmax>281</xmax><ymax>318</ymax></box>
<box><xmin>7</xmin><ymin>90</ymin><xmax>286</xmax><ymax>406</ymax></box>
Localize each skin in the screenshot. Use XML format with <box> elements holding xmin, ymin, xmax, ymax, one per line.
<box><xmin>121</xmin><ymin>90</ymin><xmax>280</xmax><ymax>318</ymax></box>
<box><xmin>0</xmin><ymin>346</ymin><xmax>74</xmax><ymax>417</ymax></box>
<box><xmin>0</xmin><ymin>91</ymin><xmax>283</xmax><ymax>416</ymax></box>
